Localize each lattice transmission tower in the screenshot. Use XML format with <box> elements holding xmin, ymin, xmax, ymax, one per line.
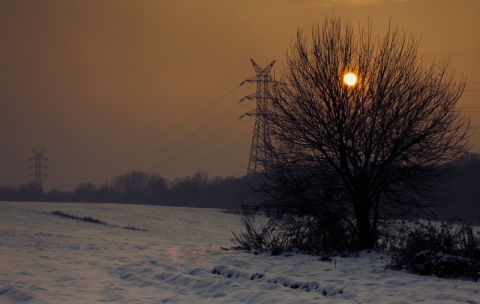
<box><xmin>28</xmin><ymin>148</ymin><xmax>48</xmax><ymax>191</ymax></box>
<box><xmin>240</xmin><ymin>59</ymin><xmax>275</xmax><ymax>176</ymax></box>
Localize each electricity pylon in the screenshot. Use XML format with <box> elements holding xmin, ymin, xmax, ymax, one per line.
<box><xmin>28</xmin><ymin>148</ymin><xmax>47</xmax><ymax>191</ymax></box>
<box><xmin>240</xmin><ymin>59</ymin><xmax>275</xmax><ymax>176</ymax></box>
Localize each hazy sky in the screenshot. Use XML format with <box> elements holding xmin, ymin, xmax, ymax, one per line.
<box><xmin>1</xmin><ymin>0</ymin><xmax>479</xmax><ymax>191</ymax></box>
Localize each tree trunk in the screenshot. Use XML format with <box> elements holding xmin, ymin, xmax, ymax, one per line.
<box><xmin>355</xmin><ymin>199</ymin><xmax>375</xmax><ymax>250</ymax></box>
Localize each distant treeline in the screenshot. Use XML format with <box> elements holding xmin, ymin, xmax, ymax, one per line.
<box><xmin>441</xmin><ymin>152</ymin><xmax>480</xmax><ymax>224</ymax></box>
<box><xmin>0</xmin><ymin>170</ymin><xmax>248</xmax><ymax>209</ymax></box>
<box><xmin>1</xmin><ymin>154</ymin><xmax>479</xmax><ymax>222</ymax></box>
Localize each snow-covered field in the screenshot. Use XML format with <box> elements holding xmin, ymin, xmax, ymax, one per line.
<box><xmin>1</xmin><ymin>201</ymin><xmax>479</xmax><ymax>303</ymax></box>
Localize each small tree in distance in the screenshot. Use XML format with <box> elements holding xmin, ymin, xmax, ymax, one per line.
<box><xmin>238</xmin><ymin>17</ymin><xmax>470</xmax><ymax>253</ymax></box>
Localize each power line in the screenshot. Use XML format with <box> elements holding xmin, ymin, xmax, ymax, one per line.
<box><xmin>53</xmin><ymin>86</ymin><xmax>242</xmax><ymax>169</ymax></box>
<box><xmin>421</xmin><ymin>48</ymin><xmax>480</xmax><ymax>58</ymax></box>
<box><xmin>51</xmin><ymin>63</ymin><xmax>251</xmax><ymax>171</ymax></box>
<box><xmin>47</xmin><ymin>118</ymin><xmax>254</xmax><ymax>183</ymax></box>
<box><xmin>73</xmin><ymin>99</ymin><xmax>249</xmax><ymax>172</ymax></box>
<box><xmin>144</xmin><ymin>116</ymin><xmax>253</xmax><ymax>172</ymax></box>
<box><xmin>456</xmin><ymin>107</ymin><xmax>480</xmax><ymax>112</ymax></box>
<box><xmin>52</xmin><ymin>94</ymin><xmax>254</xmax><ymax>181</ymax></box>
<box><xmin>162</xmin><ymin>131</ymin><xmax>253</xmax><ymax>177</ymax></box>
<box><xmin>48</xmin><ymin>53</ymin><xmax>480</xmax><ymax>186</ymax></box>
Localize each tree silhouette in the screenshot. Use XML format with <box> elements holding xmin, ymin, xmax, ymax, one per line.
<box><xmin>248</xmin><ymin>17</ymin><xmax>470</xmax><ymax>251</ymax></box>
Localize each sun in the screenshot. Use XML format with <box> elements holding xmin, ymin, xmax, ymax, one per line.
<box><xmin>343</xmin><ymin>72</ymin><xmax>357</xmax><ymax>86</ymax></box>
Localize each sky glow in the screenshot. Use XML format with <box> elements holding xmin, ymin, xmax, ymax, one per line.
<box><xmin>1</xmin><ymin>0</ymin><xmax>479</xmax><ymax>190</ymax></box>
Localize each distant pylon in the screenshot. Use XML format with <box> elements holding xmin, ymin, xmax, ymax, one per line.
<box><xmin>240</xmin><ymin>59</ymin><xmax>275</xmax><ymax>176</ymax></box>
<box><xmin>28</xmin><ymin>148</ymin><xmax>48</xmax><ymax>191</ymax></box>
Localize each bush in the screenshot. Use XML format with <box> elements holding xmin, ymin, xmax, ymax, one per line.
<box><xmin>231</xmin><ymin>207</ymin><xmax>290</xmax><ymax>255</ymax></box>
<box><xmin>387</xmin><ymin>220</ymin><xmax>480</xmax><ymax>281</ymax></box>
<box><xmin>232</xmin><ymin>205</ymin><xmax>357</xmax><ymax>256</ymax></box>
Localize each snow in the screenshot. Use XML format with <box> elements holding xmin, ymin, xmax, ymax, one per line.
<box><xmin>0</xmin><ymin>201</ymin><xmax>479</xmax><ymax>303</ymax></box>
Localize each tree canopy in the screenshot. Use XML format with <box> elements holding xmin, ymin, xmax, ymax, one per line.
<box><xmin>243</xmin><ymin>17</ymin><xmax>470</xmax><ymax>252</ymax></box>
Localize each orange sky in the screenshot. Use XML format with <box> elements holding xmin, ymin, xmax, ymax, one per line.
<box><xmin>1</xmin><ymin>0</ymin><xmax>479</xmax><ymax>190</ymax></box>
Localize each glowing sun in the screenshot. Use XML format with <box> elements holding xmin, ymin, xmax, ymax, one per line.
<box><xmin>343</xmin><ymin>72</ymin><xmax>357</xmax><ymax>86</ymax></box>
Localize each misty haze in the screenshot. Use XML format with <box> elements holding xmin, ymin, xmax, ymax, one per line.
<box><xmin>1</xmin><ymin>0</ymin><xmax>480</xmax><ymax>303</ymax></box>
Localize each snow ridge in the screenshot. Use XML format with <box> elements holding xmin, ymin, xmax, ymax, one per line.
<box><xmin>212</xmin><ymin>265</ymin><xmax>344</xmax><ymax>296</ymax></box>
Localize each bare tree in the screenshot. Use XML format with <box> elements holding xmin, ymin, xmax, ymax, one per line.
<box><xmin>248</xmin><ymin>17</ymin><xmax>470</xmax><ymax>251</ymax></box>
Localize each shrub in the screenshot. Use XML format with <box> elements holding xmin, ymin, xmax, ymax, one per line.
<box><xmin>387</xmin><ymin>220</ymin><xmax>480</xmax><ymax>281</ymax></box>
<box><xmin>231</xmin><ymin>207</ymin><xmax>290</xmax><ymax>255</ymax></box>
<box><xmin>232</xmin><ymin>205</ymin><xmax>357</xmax><ymax>256</ymax></box>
